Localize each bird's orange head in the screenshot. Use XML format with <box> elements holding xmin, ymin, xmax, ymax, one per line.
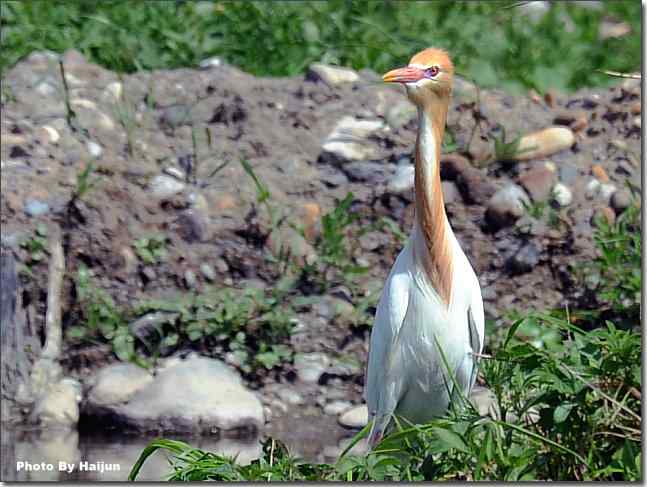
<box><xmin>382</xmin><ymin>48</ymin><xmax>454</xmax><ymax>105</ymax></box>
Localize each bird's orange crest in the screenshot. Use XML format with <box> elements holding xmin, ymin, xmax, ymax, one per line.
<box><xmin>409</xmin><ymin>48</ymin><xmax>454</xmax><ymax>74</ymax></box>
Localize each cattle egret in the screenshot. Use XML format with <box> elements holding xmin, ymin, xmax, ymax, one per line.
<box><xmin>366</xmin><ymin>48</ymin><xmax>485</xmax><ymax>447</ymax></box>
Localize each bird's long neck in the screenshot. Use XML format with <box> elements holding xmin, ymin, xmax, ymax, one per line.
<box><xmin>413</xmin><ymin>99</ymin><xmax>453</xmax><ymax>306</ymax></box>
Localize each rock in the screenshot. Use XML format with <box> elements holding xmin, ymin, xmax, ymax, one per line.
<box><xmin>199</xmin><ymin>56</ymin><xmax>223</xmax><ymax>69</ymax></box>
<box><xmin>599</xmin><ymin>183</ymin><xmax>617</xmax><ymax>203</ymax></box>
<box><xmin>275</xmin><ymin>388</ymin><xmax>304</xmax><ymax>406</ymax></box>
<box><xmin>176</xmin><ymin>210</ymin><xmax>209</xmax><ymax>243</ymax></box>
<box><xmin>384</xmin><ymin>100</ymin><xmax>416</xmax><ymax>130</ymax></box>
<box><xmin>591</xmin><ymin>163</ymin><xmax>610</xmax><ymax>183</ymax></box>
<box><xmin>486</xmin><ymin>184</ymin><xmax>530</xmax><ymax>230</ymax></box>
<box><xmin>40</xmin><ymin>125</ymin><xmax>60</xmax><ymax>144</ymax></box>
<box><xmin>36</xmin><ymin>81</ymin><xmax>57</xmax><ymax>97</ymax></box>
<box><xmin>85</xmin><ymin>354</ymin><xmax>264</xmax><ymax>435</ymax></box>
<box><xmin>515</xmin><ymin>127</ymin><xmax>575</xmax><ymax>161</ymax></box>
<box><xmin>86</xmin><ymin>141</ymin><xmax>103</xmax><ymax>158</ymax></box>
<box><xmin>320</xmin><ymin>116</ymin><xmax>383</xmax><ymax>163</ymax></box>
<box><xmin>184</xmin><ymin>269</ymin><xmax>197</xmax><ymax>289</ymax></box>
<box><xmin>518</xmin><ymin>166</ymin><xmax>557</xmax><ymax>202</ymax></box>
<box><xmin>506</xmin><ymin>242</ymin><xmax>541</xmax><ymax>275</ymax></box>
<box><xmin>439</xmin><ymin>153</ymin><xmax>469</xmax><ymax>180</ymax></box>
<box><xmin>104</xmin><ymin>81</ymin><xmax>123</xmax><ymax>101</ymax></box>
<box><xmin>552</xmin><ymin>182</ymin><xmax>573</xmax><ymax>207</ymax></box>
<box><xmin>387</xmin><ymin>164</ymin><xmax>415</xmax><ymax>195</ymax></box>
<box><xmin>307</xmin><ymin>63</ymin><xmax>359</xmax><ymax>86</ymax></box>
<box><xmin>200</xmin><ymin>263</ymin><xmax>216</xmax><ymax>281</ymax></box>
<box><xmin>129</xmin><ymin>312</ymin><xmax>180</xmax><ymax>342</ymax></box>
<box><xmin>149</xmin><ymin>174</ymin><xmax>186</xmax><ymax>199</ymax></box>
<box><xmin>470</xmin><ymin>385</ymin><xmax>498</xmax><ymax>417</ymax></box>
<box><xmin>343</xmin><ymin>161</ymin><xmax>389</xmax><ymax>184</ymax></box>
<box><xmin>585</xmin><ymin>178</ymin><xmax>601</xmax><ymax>199</ymax></box>
<box><xmin>87</xmin><ymin>363</ymin><xmax>154</xmax><ymax>406</ymax></box>
<box><xmin>338</xmin><ymin>404</ymin><xmax>368</xmax><ymax>428</ymax></box>
<box><xmin>294</xmin><ymin>352</ymin><xmax>330</xmax><ymax>383</ymax></box>
<box><xmin>458</xmin><ymin>169</ymin><xmax>498</xmax><ymax>205</ymax></box>
<box><xmin>324</xmin><ymin>400</ymin><xmax>352</xmax><ymax>416</ymax></box>
<box><xmin>24</xmin><ymin>200</ymin><xmax>49</xmax><ymax>217</ymax></box>
<box><xmin>442</xmin><ymin>181</ymin><xmax>460</xmax><ymax>205</ymax></box>
<box><xmin>32</xmin><ymin>378</ymin><xmax>81</xmax><ymax>428</ymax></box>
<box><xmin>161</xmin><ymin>104</ymin><xmax>192</xmax><ymax>128</ymax></box>
<box><xmin>610</xmin><ymin>189</ymin><xmax>632</xmax><ymax>213</ymax></box>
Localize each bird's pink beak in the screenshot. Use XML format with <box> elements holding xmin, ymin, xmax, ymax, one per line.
<box><xmin>382</xmin><ymin>66</ymin><xmax>425</xmax><ymax>83</ymax></box>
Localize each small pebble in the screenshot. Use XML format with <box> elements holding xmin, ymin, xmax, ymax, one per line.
<box><xmin>41</xmin><ymin>125</ymin><xmax>60</xmax><ymax>144</ymax></box>
<box><xmin>24</xmin><ymin>200</ymin><xmax>49</xmax><ymax>217</ymax></box>
<box><xmin>86</xmin><ymin>141</ymin><xmax>102</xmax><ymax>158</ymax></box>
<box><xmin>552</xmin><ymin>182</ymin><xmax>573</xmax><ymax>207</ymax></box>
<box><xmin>184</xmin><ymin>269</ymin><xmax>197</xmax><ymax>289</ymax></box>
<box><xmin>585</xmin><ymin>179</ymin><xmax>601</xmax><ymax>199</ymax></box>
<box><xmin>324</xmin><ymin>400</ymin><xmax>352</xmax><ymax>416</ymax></box>
<box><xmin>387</xmin><ymin>165</ymin><xmax>415</xmax><ymax>194</ymax></box>
<box><xmin>104</xmin><ymin>81</ymin><xmax>123</xmax><ymax>100</ymax></box>
<box><xmin>200</xmin><ymin>263</ymin><xmax>216</xmax><ymax>281</ymax></box>
<box><xmin>199</xmin><ymin>57</ymin><xmax>223</xmax><ymax>69</ymax></box>
<box><xmin>591</xmin><ymin>164</ymin><xmax>609</xmax><ymax>183</ymax></box>
<box><xmin>599</xmin><ymin>183</ymin><xmax>617</xmax><ymax>203</ymax></box>
<box><xmin>610</xmin><ymin>189</ymin><xmax>632</xmax><ymax>213</ymax></box>
<box><xmin>339</xmin><ymin>405</ymin><xmax>368</xmax><ymax>428</ymax></box>
<box><xmin>149</xmin><ymin>174</ymin><xmax>186</xmax><ymax>199</ymax></box>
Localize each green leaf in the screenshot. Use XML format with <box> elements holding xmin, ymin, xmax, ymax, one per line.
<box><xmin>553</xmin><ymin>403</ymin><xmax>575</xmax><ymax>423</ymax></box>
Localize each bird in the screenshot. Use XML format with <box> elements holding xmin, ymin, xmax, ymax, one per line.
<box><xmin>365</xmin><ymin>48</ymin><xmax>484</xmax><ymax>447</ymax></box>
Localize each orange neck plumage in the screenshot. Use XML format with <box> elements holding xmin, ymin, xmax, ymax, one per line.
<box><xmin>413</xmin><ymin>95</ymin><xmax>453</xmax><ymax>306</ymax></box>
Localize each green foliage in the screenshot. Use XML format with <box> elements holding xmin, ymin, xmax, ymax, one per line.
<box><xmin>133</xmin><ymin>234</ymin><xmax>168</xmax><ymax>265</ymax></box>
<box><xmin>579</xmin><ymin>201</ymin><xmax>641</xmax><ymax>321</ymax></box>
<box><xmin>1</xmin><ymin>1</ymin><xmax>640</xmax><ymax>93</ymax></box>
<box><xmin>135</xmin><ymin>286</ymin><xmax>295</xmax><ymax>374</ymax></box>
<box><xmin>130</xmin><ymin>312</ymin><xmax>641</xmax><ymax>481</ymax></box>
<box><xmin>67</xmin><ymin>264</ymin><xmax>143</xmax><ymax>365</ymax></box>
<box><xmin>20</xmin><ymin>223</ymin><xmax>48</xmax><ymax>264</ymax></box>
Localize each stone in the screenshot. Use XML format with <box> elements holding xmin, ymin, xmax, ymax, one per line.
<box><xmin>338</xmin><ymin>404</ymin><xmax>368</xmax><ymax>428</ymax></box>
<box><xmin>343</xmin><ymin>161</ymin><xmax>389</xmax><ymax>184</ymax></box>
<box><xmin>591</xmin><ymin>163</ymin><xmax>610</xmax><ymax>183</ymax></box>
<box><xmin>441</xmin><ymin>181</ymin><xmax>460</xmax><ymax>205</ymax></box>
<box><xmin>24</xmin><ymin>200</ymin><xmax>49</xmax><ymax>217</ymax></box>
<box><xmin>439</xmin><ymin>153</ymin><xmax>469</xmax><ymax>180</ymax></box>
<box><xmin>323</xmin><ymin>400</ymin><xmax>352</xmax><ymax>416</ymax></box>
<box><xmin>176</xmin><ymin>210</ymin><xmax>209</xmax><ymax>243</ymax></box>
<box><xmin>320</xmin><ymin>117</ymin><xmax>383</xmax><ymax>163</ymax></box>
<box><xmin>36</xmin><ymin>81</ymin><xmax>57</xmax><ymax>97</ymax></box>
<box><xmin>552</xmin><ymin>182</ymin><xmax>573</xmax><ymax>207</ymax></box>
<box><xmin>104</xmin><ymin>81</ymin><xmax>123</xmax><ymax>101</ymax></box>
<box><xmin>87</xmin><ymin>363</ymin><xmax>154</xmax><ymax>406</ymax></box>
<box><xmin>32</xmin><ymin>378</ymin><xmax>81</xmax><ymax>428</ymax></box>
<box><xmin>457</xmin><ymin>169</ymin><xmax>498</xmax><ymax>205</ymax></box>
<box><xmin>85</xmin><ymin>354</ymin><xmax>264</xmax><ymax>435</ymax></box>
<box><xmin>470</xmin><ymin>385</ymin><xmax>498</xmax><ymax>417</ymax></box>
<box><xmin>184</xmin><ymin>269</ymin><xmax>197</xmax><ymax>289</ymax></box>
<box><xmin>199</xmin><ymin>56</ymin><xmax>223</xmax><ymax>69</ymax></box>
<box><xmin>307</xmin><ymin>63</ymin><xmax>359</xmax><ymax>86</ymax></box>
<box><xmin>149</xmin><ymin>174</ymin><xmax>186</xmax><ymax>199</ymax></box>
<box><xmin>518</xmin><ymin>166</ymin><xmax>557</xmax><ymax>202</ymax></box>
<box><xmin>161</xmin><ymin>104</ymin><xmax>192</xmax><ymax>128</ymax></box>
<box><xmin>387</xmin><ymin>164</ymin><xmax>415</xmax><ymax>195</ymax></box>
<box><xmin>294</xmin><ymin>352</ymin><xmax>330</xmax><ymax>383</ymax></box>
<box><xmin>506</xmin><ymin>242</ymin><xmax>541</xmax><ymax>275</ymax></box>
<box><xmin>40</xmin><ymin>125</ymin><xmax>60</xmax><ymax>144</ymax></box>
<box><xmin>129</xmin><ymin>312</ymin><xmax>180</xmax><ymax>342</ymax></box>
<box><xmin>515</xmin><ymin>127</ymin><xmax>575</xmax><ymax>161</ymax></box>
<box><xmin>200</xmin><ymin>263</ymin><xmax>216</xmax><ymax>281</ymax></box>
<box><xmin>384</xmin><ymin>100</ymin><xmax>416</xmax><ymax>130</ymax></box>
<box><xmin>610</xmin><ymin>189</ymin><xmax>632</xmax><ymax>213</ymax></box>
<box><xmin>276</xmin><ymin>388</ymin><xmax>304</xmax><ymax>406</ymax></box>
<box><xmin>585</xmin><ymin>178</ymin><xmax>601</xmax><ymax>199</ymax></box>
<box><xmin>599</xmin><ymin>183</ymin><xmax>617</xmax><ymax>203</ymax></box>
<box><xmin>486</xmin><ymin>184</ymin><xmax>530</xmax><ymax>230</ymax></box>
<box><xmin>86</xmin><ymin>141</ymin><xmax>103</xmax><ymax>158</ymax></box>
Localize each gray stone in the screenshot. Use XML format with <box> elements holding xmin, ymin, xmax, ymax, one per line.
<box><xmin>470</xmin><ymin>385</ymin><xmax>498</xmax><ymax>417</ymax></box>
<box><xmin>387</xmin><ymin>164</ymin><xmax>415</xmax><ymax>195</ymax></box>
<box><xmin>86</xmin><ymin>141</ymin><xmax>103</xmax><ymax>159</ymax></box>
<box><xmin>442</xmin><ymin>181</ymin><xmax>460</xmax><ymax>205</ymax></box>
<box><xmin>184</xmin><ymin>269</ymin><xmax>197</xmax><ymax>289</ymax></box>
<box><xmin>149</xmin><ymin>174</ymin><xmax>186</xmax><ymax>199</ymax></box>
<box><xmin>610</xmin><ymin>189</ymin><xmax>632</xmax><ymax>213</ymax></box>
<box><xmin>294</xmin><ymin>352</ymin><xmax>330</xmax><ymax>383</ymax></box>
<box><xmin>321</xmin><ymin>117</ymin><xmax>383</xmax><ymax>163</ymax></box>
<box><xmin>24</xmin><ymin>200</ymin><xmax>49</xmax><ymax>217</ymax></box>
<box><xmin>552</xmin><ymin>182</ymin><xmax>573</xmax><ymax>207</ymax></box>
<box><xmin>200</xmin><ymin>263</ymin><xmax>216</xmax><ymax>281</ymax></box>
<box><xmin>385</xmin><ymin>100</ymin><xmax>416</xmax><ymax>130</ymax></box>
<box><xmin>87</xmin><ymin>363</ymin><xmax>154</xmax><ymax>406</ymax></box>
<box><xmin>338</xmin><ymin>404</ymin><xmax>368</xmax><ymax>428</ymax></box>
<box><xmin>558</xmin><ymin>163</ymin><xmax>579</xmax><ymax>184</ymax></box>
<box><xmin>161</xmin><ymin>104</ymin><xmax>192</xmax><ymax>128</ymax></box>
<box><xmin>308</xmin><ymin>63</ymin><xmax>359</xmax><ymax>86</ymax></box>
<box><xmin>199</xmin><ymin>57</ymin><xmax>223</xmax><ymax>69</ymax></box>
<box><xmin>129</xmin><ymin>312</ymin><xmax>179</xmax><ymax>342</ymax></box>
<box><xmin>599</xmin><ymin>183</ymin><xmax>617</xmax><ymax>203</ymax></box>
<box><xmin>275</xmin><ymin>388</ymin><xmax>304</xmax><ymax>406</ymax></box>
<box><xmin>32</xmin><ymin>378</ymin><xmax>81</xmax><ymax>428</ymax></box>
<box><xmin>486</xmin><ymin>184</ymin><xmax>530</xmax><ymax>229</ymax></box>
<box><xmin>85</xmin><ymin>354</ymin><xmax>264</xmax><ymax>435</ymax></box>
<box><xmin>518</xmin><ymin>166</ymin><xmax>557</xmax><ymax>202</ymax></box>
<box><xmin>323</xmin><ymin>400</ymin><xmax>352</xmax><ymax>416</ymax></box>
<box><xmin>176</xmin><ymin>210</ymin><xmax>209</xmax><ymax>243</ymax></box>
<box><xmin>585</xmin><ymin>178</ymin><xmax>601</xmax><ymax>199</ymax></box>
<box><xmin>506</xmin><ymin>242</ymin><xmax>541</xmax><ymax>275</ymax></box>
<box><xmin>343</xmin><ymin>161</ymin><xmax>388</xmax><ymax>183</ymax></box>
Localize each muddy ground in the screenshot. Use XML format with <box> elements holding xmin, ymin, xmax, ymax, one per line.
<box><xmin>0</xmin><ymin>49</ymin><xmax>641</xmax><ymax>464</ymax></box>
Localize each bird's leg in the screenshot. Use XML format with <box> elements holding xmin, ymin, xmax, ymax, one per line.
<box><xmin>470</xmin><ymin>351</ymin><xmax>493</xmax><ymax>359</ymax></box>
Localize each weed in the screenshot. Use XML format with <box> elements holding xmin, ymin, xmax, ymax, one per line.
<box><xmin>20</xmin><ymin>223</ymin><xmax>48</xmax><ymax>264</ymax></box>
<box><xmin>133</xmin><ymin>234</ymin><xmax>168</xmax><ymax>265</ymax></box>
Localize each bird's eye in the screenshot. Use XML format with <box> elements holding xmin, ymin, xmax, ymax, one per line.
<box><xmin>425</xmin><ymin>66</ymin><xmax>440</xmax><ymax>78</ymax></box>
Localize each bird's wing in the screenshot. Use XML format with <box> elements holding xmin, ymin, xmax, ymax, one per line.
<box><xmin>365</xmin><ymin>247</ymin><xmax>413</xmax><ymax>443</ymax></box>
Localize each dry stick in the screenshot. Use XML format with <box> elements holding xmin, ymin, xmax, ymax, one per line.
<box><xmin>41</xmin><ymin>225</ymin><xmax>65</xmax><ymax>361</ymax></box>
<box><xmin>596</xmin><ymin>69</ymin><xmax>641</xmax><ymax>79</ymax></box>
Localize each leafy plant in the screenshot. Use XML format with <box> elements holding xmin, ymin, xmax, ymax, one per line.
<box><xmin>20</xmin><ymin>223</ymin><xmax>48</xmax><ymax>263</ymax></box>
<box><xmin>133</xmin><ymin>234</ymin><xmax>168</xmax><ymax>265</ymax></box>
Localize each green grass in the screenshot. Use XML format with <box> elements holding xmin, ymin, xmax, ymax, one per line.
<box><xmin>1</xmin><ymin>1</ymin><xmax>640</xmax><ymax>93</ymax></box>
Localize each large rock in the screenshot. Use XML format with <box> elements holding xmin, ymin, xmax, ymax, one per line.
<box><xmin>515</xmin><ymin>127</ymin><xmax>575</xmax><ymax>161</ymax></box>
<box><xmin>338</xmin><ymin>404</ymin><xmax>368</xmax><ymax>428</ymax></box>
<box><xmin>307</xmin><ymin>63</ymin><xmax>359</xmax><ymax>87</ymax></box>
<box><xmin>31</xmin><ymin>378</ymin><xmax>81</xmax><ymax>428</ymax></box>
<box><xmin>84</xmin><ymin>354</ymin><xmax>264</xmax><ymax>436</ymax></box>
<box><xmin>87</xmin><ymin>362</ymin><xmax>154</xmax><ymax>406</ymax></box>
<box><xmin>320</xmin><ymin>117</ymin><xmax>384</xmax><ymax>163</ymax></box>
<box><xmin>486</xmin><ymin>184</ymin><xmax>530</xmax><ymax>230</ymax></box>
